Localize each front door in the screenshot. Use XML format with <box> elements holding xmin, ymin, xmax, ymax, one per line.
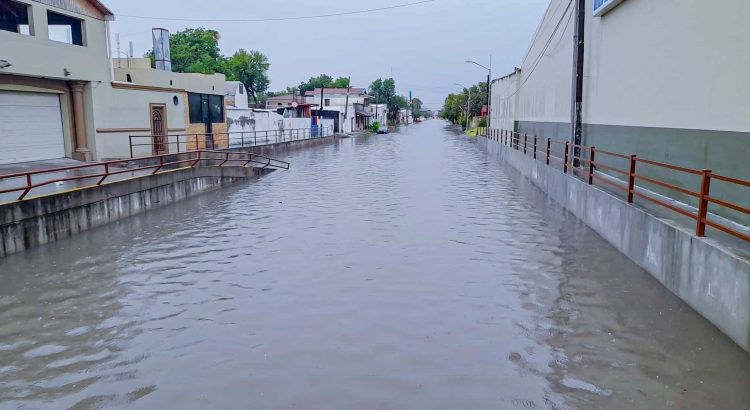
<box><xmin>150</xmin><ymin>104</ymin><xmax>167</xmax><ymax>154</ymax></box>
<box><xmin>201</xmin><ymin>95</ymin><xmax>213</xmax><ymax>148</ymax></box>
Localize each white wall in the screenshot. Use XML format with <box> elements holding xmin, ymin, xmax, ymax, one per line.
<box><xmin>227</xmin><ymin>109</ymin><xmax>328</xmax><ymax>146</ymax></box>
<box><xmin>584</xmin><ymin>0</ymin><xmax>750</xmax><ymax>132</ymax></box>
<box><xmin>490</xmin><ymin>72</ymin><xmax>519</xmax><ymax>131</ymax></box>
<box><xmin>515</xmin><ymin>0</ymin><xmax>574</xmax><ymax>126</ymax></box>
<box><xmin>492</xmin><ymin>0</ymin><xmax>750</xmax><ymax>134</ymax></box>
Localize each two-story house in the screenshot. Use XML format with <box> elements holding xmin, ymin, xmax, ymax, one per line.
<box><xmin>0</xmin><ymin>0</ymin><xmax>114</xmax><ymax>163</ymax></box>
<box><xmin>0</xmin><ymin>0</ymin><xmax>229</xmax><ymax>163</ymax></box>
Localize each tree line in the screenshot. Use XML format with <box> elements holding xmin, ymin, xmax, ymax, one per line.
<box><xmin>440</xmin><ymin>82</ymin><xmax>488</xmax><ymax>127</ymax></box>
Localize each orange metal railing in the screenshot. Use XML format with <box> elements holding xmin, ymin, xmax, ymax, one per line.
<box><xmin>477</xmin><ymin>127</ymin><xmax>750</xmax><ymax>244</ymax></box>
<box><xmin>0</xmin><ymin>150</ymin><xmax>289</xmax><ymax>203</ymax></box>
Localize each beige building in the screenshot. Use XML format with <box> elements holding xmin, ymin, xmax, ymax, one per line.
<box><xmin>100</xmin><ymin>58</ymin><xmax>227</xmax><ymax>159</ymax></box>
<box><xmin>0</xmin><ymin>0</ymin><xmax>228</xmax><ymax>163</ymax></box>
<box><xmin>0</xmin><ymin>0</ymin><xmax>114</xmax><ymax>163</ymax></box>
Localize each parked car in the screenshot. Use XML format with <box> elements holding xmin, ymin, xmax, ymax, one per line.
<box><xmin>377</xmin><ymin>125</ymin><xmax>389</xmax><ymax>134</ymax></box>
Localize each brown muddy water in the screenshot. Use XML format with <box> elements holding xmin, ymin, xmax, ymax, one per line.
<box><xmin>1</xmin><ymin>120</ymin><xmax>748</xmax><ymax>409</ymax></box>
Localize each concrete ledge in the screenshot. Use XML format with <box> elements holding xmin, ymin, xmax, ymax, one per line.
<box><xmin>0</xmin><ymin>166</ymin><xmax>269</xmax><ymax>257</ymax></box>
<box><xmin>229</xmin><ymin>134</ymin><xmax>342</xmax><ymax>156</ymax></box>
<box><xmin>481</xmin><ymin>138</ymin><xmax>750</xmax><ymax>352</ymax></box>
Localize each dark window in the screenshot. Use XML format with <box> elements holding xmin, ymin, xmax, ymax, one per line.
<box><xmin>173</xmin><ymin>96</ymin><xmax>179</xmax><ymax>106</ymax></box>
<box><xmin>209</xmin><ymin>95</ymin><xmax>223</xmax><ymax>122</ymax></box>
<box><xmin>188</xmin><ymin>93</ymin><xmax>223</xmax><ymax>124</ymax></box>
<box><xmin>47</xmin><ymin>10</ymin><xmax>84</xmax><ymax>46</ymax></box>
<box><xmin>0</xmin><ymin>0</ymin><xmax>31</xmax><ymax>35</ymax></box>
<box><xmin>126</xmin><ymin>73</ymin><xmax>132</xmax><ymax>82</ymax></box>
<box><xmin>238</xmin><ymin>85</ymin><xmax>244</xmax><ymax>95</ymax></box>
<box><xmin>188</xmin><ymin>93</ymin><xmax>203</xmax><ymax>124</ymax></box>
<box><xmin>324</xmin><ymin>99</ymin><xmax>330</xmax><ymax>106</ymax></box>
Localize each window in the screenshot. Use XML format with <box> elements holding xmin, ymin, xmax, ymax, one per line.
<box><xmin>188</xmin><ymin>93</ymin><xmax>203</xmax><ymax>124</ymax></box>
<box><xmin>324</xmin><ymin>99</ymin><xmax>330</xmax><ymax>106</ymax></box>
<box><xmin>0</xmin><ymin>0</ymin><xmax>31</xmax><ymax>35</ymax></box>
<box><xmin>238</xmin><ymin>85</ymin><xmax>244</xmax><ymax>95</ymax></box>
<box><xmin>188</xmin><ymin>93</ymin><xmax>224</xmax><ymax>124</ymax></box>
<box><xmin>47</xmin><ymin>10</ymin><xmax>84</xmax><ymax>46</ymax></box>
<box><xmin>209</xmin><ymin>95</ymin><xmax>223</xmax><ymax>123</ymax></box>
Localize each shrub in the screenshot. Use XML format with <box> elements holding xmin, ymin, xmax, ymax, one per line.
<box><xmin>371</xmin><ymin>121</ymin><xmax>381</xmax><ymax>132</ymax></box>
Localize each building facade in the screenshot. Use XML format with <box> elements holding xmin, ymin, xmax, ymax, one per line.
<box><xmin>304</xmin><ymin>88</ymin><xmax>372</xmax><ymax>133</ymax></box>
<box><xmin>490</xmin><ymin>0</ymin><xmax>750</xmax><ymax>218</ymax></box>
<box><xmin>0</xmin><ymin>0</ymin><xmax>229</xmax><ymax>162</ymax></box>
<box><xmin>0</xmin><ymin>0</ymin><xmax>114</xmax><ymax>164</ymax></box>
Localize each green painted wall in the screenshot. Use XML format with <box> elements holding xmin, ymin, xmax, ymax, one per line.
<box><xmin>516</xmin><ymin>121</ymin><xmax>750</xmax><ymax>226</ymax></box>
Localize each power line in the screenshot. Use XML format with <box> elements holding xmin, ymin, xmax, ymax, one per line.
<box><xmin>117</xmin><ymin>0</ymin><xmax>437</xmax><ymax>22</ymax></box>
<box><xmin>503</xmin><ymin>0</ymin><xmax>574</xmax><ymax>99</ymax></box>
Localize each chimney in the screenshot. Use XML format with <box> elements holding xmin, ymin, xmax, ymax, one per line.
<box><xmin>152</xmin><ymin>28</ymin><xmax>172</xmax><ymax>71</ymax></box>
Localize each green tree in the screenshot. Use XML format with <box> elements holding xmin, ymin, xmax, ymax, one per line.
<box><xmin>226</xmin><ymin>49</ymin><xmax>270</xmax><ymax>105</ymax></box>
<box><xmin>369</xmin><ymin>78</ymin><xmax>400</xmax><ymax>121</ymax></box>
<box><xmin>440</xmin><ymin>93</ymin><xmax>462</xmax><ymax>125</ymax></box>
<box><xmin>145</xmin><ymin>28</ymin><xmax>226</xmax><ymax>74</ymax></box>
<box><xmin>298</xmin><ymin>74</ymin><xmax>350</xmax><ymax>93</ymax></box>
<box><xmin>412</xmin><ymin>97</ymin><xmax>424</xmax><ymax>118</ymax></box>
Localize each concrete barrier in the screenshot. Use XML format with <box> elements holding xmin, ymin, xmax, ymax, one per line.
<box><xmin>481</xmin><ymin>137</ymin><xmax>750</xmax><ymax>353</ymax></box>
<box><xmin>0</xmin><ymin>166</ymin><xmax>269</xmax><ymax>258</ymax></box>
<box><xmin>229</xmin><ymin>134</ymin><xmax>345</xmax><ymax>157</ymax></box>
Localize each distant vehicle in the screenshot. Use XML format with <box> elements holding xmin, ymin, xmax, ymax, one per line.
<box><xmin>377</xmin><ymin>125</ymin><xmax>389</xmax><ymax>134</ymax></box>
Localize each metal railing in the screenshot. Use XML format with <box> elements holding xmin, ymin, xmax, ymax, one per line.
<box><xmin>478</xmin><ymin>127</ymin><xmax>750</xmax><ymax>244</ymax></box>
<box><xmin>129</xmin><ymin>126</ymin><xmax>334</xmax><ymax>158</ymax></box>
<box><xmin>0</xmin><ymin>150</ymin><xmax>289</xmax><ymax>203</ymax></box>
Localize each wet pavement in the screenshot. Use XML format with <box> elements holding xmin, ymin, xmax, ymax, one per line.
<box><xmin>0</xmin><ymin>120</ymin><xmax>749</xmax><ymax>409</ymax></box>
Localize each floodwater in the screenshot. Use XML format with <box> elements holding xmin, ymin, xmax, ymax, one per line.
<box><xmin>1</xmin><ymin>120</ymin><xmax>748</xmax><ymax>409</ymax></box>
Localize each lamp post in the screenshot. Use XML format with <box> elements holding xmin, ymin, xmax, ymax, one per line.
<box><xmin>453</xmin><ymin>82</ymin><xmax>471</xmax><ymax>130</ymax></box>
<box><xmin>466</xmin><ymin>57</ymin><xmax>492</xmax><ymax>127</ymax></box>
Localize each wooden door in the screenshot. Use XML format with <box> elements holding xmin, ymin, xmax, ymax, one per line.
<box><xmin>150</xmin><ymin>104</ymin><xmax>167</xmax><ymax>154</ymax></box>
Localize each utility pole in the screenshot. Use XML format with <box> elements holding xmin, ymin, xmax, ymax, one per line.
<box><xmin>320</xmin><ymin>86</ymin><xmax>325</xmax><ymax>134</ymax></box>
<box><xmin>344</xmin><ymin>77</ymin><xmax>351</xmax><ymax>133</ymax></box>
<box><xmin>487</xmin><ymin>56</ymin><xmax>492</xmax><ymax>127</ymax></box>
<box><xmin>570</xmin><ymin>0</ymin><xmax>586</xmax><ymax>166</ymax></box>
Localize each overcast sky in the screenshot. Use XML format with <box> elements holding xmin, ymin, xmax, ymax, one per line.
<box><xmin>107</xmin><ymin>0</ymin><xmax>550</xmax><ymax>109</ymax></box>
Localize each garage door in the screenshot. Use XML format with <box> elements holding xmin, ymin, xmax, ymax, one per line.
<box><xmin>0</xmin><ymin>91</ymin><xmax>66</xmax><ymax>164</ymax></box>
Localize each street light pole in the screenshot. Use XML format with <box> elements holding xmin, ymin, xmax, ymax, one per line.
<box><xmin>466</xmin><ymin>57</ymin><xmax>492</xmax><ymax>127</ymax></box>
<box><xmin>454</xmin><ymin>82</ymin><xmax>471</xmax><ymax>130</ymax></box>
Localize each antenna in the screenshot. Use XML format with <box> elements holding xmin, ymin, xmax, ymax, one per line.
<box><xmin>116</xmin><ymin>33</ymin><xmax>121</xmax><ymax>68</ymax></box>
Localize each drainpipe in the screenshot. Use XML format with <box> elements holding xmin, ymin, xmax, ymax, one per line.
<box><xmin>105</xmin><ymin>18</ymin><xmax>115</xmax><ymax>83</ymax></box>
<box><xmin>570</xmin><ymin>0</ymin><xmax>586</xmax><ymax>166</ymax></box>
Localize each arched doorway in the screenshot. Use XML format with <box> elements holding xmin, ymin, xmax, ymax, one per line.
<box><xmin>150</xmin><ymin>104</ymin><xmax>167</xmax><ymax>154</ymax></box>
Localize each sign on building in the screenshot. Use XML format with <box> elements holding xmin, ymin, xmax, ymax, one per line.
<box><xmin>594</xmin><ymin>0</ymin><xmax>626</xmax><ymax>17</ymax></box>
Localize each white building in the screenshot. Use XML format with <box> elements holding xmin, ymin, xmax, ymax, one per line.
<box><xmin>304</xmin><ymin>88</ymin><xmax>372</xmax><ymax>133</ymax></box>
<box><xmin>370</xmin><ymin>104</ymin><xmax>388</xmax><ymax>127</ymax></box>
<box><xmin>225</xmin><ymin>81</ymin><xmax>249</xmax><ymax>108</ymax></box>
<box><xmin>490</xmin><ymin>0</ymin><xmax>750</xmax><ymax>216</ymax></box>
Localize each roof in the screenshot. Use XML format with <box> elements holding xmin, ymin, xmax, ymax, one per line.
<box><xmin>304</xmin><ymin>88</ymin><xmax>366</xmax><ymax>97</ymax></box>
<box><xmin>90</xmin><ymin>0</ymin><xmax>114</xmax><ymax>17</ymax></box>
<box><xmin>34</xmin><ymin>0</ymin><xmax>115</xmax><ymax>19</ymax></box>
<box><xmin>225</xmin><ymin>81</ymin><xmax>243</xmax><ymax>96</ymax></box>
<box><xmin>266</xmin><ymin>94</ymin><xmax>299</xmax><ymax>101</ymax></box>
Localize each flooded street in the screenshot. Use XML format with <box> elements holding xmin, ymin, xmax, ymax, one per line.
<box><xmin>1</xmin><ymin>120</ymin><xmax>749</xmax><ymax>409</ymax></box>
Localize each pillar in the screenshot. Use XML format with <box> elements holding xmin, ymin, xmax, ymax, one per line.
<box><xmin>69</xmin><ymin>81</ymin><xmax>92</xmax><ymax>161</ymax></box>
